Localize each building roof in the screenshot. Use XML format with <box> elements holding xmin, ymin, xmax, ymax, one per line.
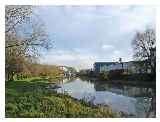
<box><xmin>94</xmin><ymin>62</ymin><xmax>117</xmax><ymax>65</ymax></box>
<box><xmin>94</xmin><ymin>60</ymin><xmax>144</xmax><ymax>64</ymax></box>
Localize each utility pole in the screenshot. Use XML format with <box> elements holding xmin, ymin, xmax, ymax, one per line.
<box><xmin>119</xmin><ymin>58</ymin><xmax>123</xmax><ymax>70</ymax></box>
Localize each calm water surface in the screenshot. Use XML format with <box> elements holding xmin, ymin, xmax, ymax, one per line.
<box><xmin>53</xmin><ymin>77</ymin><xmax>155</xmax><ymax>117</ymax></box>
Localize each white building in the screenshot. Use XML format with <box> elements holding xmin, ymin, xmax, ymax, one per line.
<box><xmin>59</xmin><ymin>66</ymin><xmax>68</xmax><ymax>72</ymax></box>
<box><xmin>59</xmin><ymin>66</ymin><xmax>76</xmax><ymax>77</ymax></box>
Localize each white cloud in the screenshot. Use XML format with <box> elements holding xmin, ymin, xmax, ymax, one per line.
<box><xmin>102</xmin><ymin>45</ymin><xmax>114</xmax><ymax>50</ymax></box>
<box><xmin>40</xmin><ymin>49</ymin><xmax>98</xmax><ymax>69</ymax></box>
<box><xmin>37</xmin><ymin>6</ymin><xmax>155</xmax><ymax>69</ymax></box>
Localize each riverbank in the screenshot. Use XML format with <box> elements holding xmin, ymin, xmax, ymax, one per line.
<box><xmin>5</xmin><ymin>78</ymin><xmax>118</xmax><ymax>118</ymax></box>
<box><xmin>79</xmin><ymin>75</ymin><xmax>156</xmax><ymax>88</ymax></box>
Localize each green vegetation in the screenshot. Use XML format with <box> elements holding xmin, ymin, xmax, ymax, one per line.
<box><xmin>13</xmin><ymin>76</ymin><xmax>46</xmax><ymax>82</ymax></box>
<box><xmin>99</xmin><ymin>70</ymin><xmax>156</xmax><ymax>83</ymax></box>
<box><xmin>80</xmin><ymin>68</ymin><xmax>156</xmax><ymax>83</ymax></box>
<box><xmin>6</xmin><ymin>79</ymin><xmax>118</xmax><ymax>118</ymax></box>
<box><xmin>99</xmin><ymin>71</ymin><xmax>109</xmax><ymax>81</ymax></box>
<box><xmin>5</xmin><ymin>6</ymin><xmax>155</xmax><ymax>118</ymax></box>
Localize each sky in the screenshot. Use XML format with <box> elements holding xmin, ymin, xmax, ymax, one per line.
<box><xmin>37</xmin><ymin>6</ymin><xmax>155</xmax><ymax>70</ymax></box>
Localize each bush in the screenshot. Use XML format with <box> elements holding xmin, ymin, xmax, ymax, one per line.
<box><xmin>99</xmin><ymin>70</ymin><xmax>124</xmax><ymax>80</ymax></box>
<box><xmin>99</xmin><ymin>71</ymin><xmax>109</xmax><ymax>80</ymax></box>
<box><xmin>108</xmin><ymin>69</ymin><xmax>124</xmax><ymax>80</ymax></box>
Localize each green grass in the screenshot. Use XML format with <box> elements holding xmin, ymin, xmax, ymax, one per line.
<box><xmin>6</xmin><ymin>79</ymin><xmax>118</xmax><ymax>118</ymax></box>
<box><xmin>14</xmin><ymin>75</ymin><xmax>65</xmax><ymax>84</ymax></box>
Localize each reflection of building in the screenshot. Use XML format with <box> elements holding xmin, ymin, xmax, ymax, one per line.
<box><xmin>94</xmin><ymin>61</ymin><xmax>151</xmax><ymax>74</ymax></box>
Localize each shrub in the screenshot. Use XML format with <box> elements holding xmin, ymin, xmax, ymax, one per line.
<box><xmin>99</xmin><ymin>71</ymin><xmax>109</xmax><ymax>80</ymax></box>
<box><xmin>108</xmin><ymin>69</ymin><xmax>124</xmax><ymax>80</ymax></box>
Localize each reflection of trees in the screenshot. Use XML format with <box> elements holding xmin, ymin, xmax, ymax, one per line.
<box><xmin>146</xmin><ymin>89</ymin><xmax>156</xmax><ymax>117</ymax></box>
<box><xmin>79</xmin><ymin>76</ymin><xmax>95</xmax><ymax>81</ymax></box>
<box><xmin>93</xmin><ymin>82</ymin><xmax>110</xmax><ymax>91</ymax></box>
<box><xmin>145</xmin><ymin>96</ymin><xmax>156</xmax><ymax>117</ymax></box>
<box><xmin>135</xmin><ymin>88</ymin><xmax>155</xmax><ymax>117</ymax></box>
<box><xmin>78</xmin><ymin>76</ymin><xmax>156</xmax><ymax>117</ymax></box>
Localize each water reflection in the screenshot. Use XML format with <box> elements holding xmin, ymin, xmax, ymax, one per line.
<box><xmin>54</xmin><ymin>77</ymin><xmax>156</xmax><ymax>117</ymax></box>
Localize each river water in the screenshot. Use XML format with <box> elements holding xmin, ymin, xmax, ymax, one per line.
<box><xmin>52</xmin><ymin>77</ymin><xmax>156</xmax><ymax>117</ymax></box>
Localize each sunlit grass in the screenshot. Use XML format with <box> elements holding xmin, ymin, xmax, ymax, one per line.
<box><xmin>6</xmin><ymin>79</ymin><xmax>118</xmax><ymax>118</ymax></box>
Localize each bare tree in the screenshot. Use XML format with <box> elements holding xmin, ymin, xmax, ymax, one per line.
<box><xmin>5</xmin><ymin>5</ymin><xmax>53</xmax><ymax>80</ymax></box>
<box><xmin>5</xmin><ymin>5</ymin><xmax>52</xmax><ymax>57</ymax></box>
<box><xmin>5</xmin><ymin>5</ymin><xmax>33</xmax><ymax>34</ymax></box>
<box><xmin>132</xmin><ymin>28</ymin><xmax>156</xmax><ymax>74</ymax></box>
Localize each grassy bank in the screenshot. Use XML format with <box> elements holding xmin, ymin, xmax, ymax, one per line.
<box><xmin>13</xmin><ymin>75</ymin><xmax>64</xmax><ymax>83</ymax></box>
<box><xmin>6</xmin><ymin>78</ymin><xmax>118</xmax><ymax>118</ymax></box>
